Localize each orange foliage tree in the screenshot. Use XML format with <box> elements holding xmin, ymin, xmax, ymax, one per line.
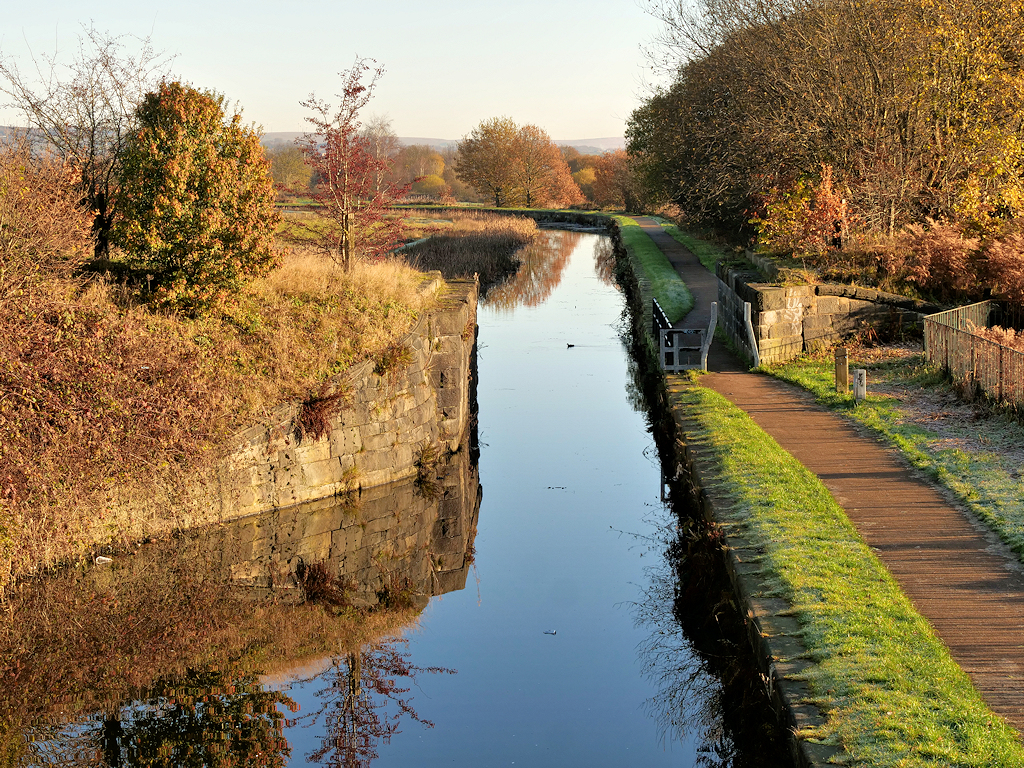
<box><xmin>457</xmin><ymin>118</ymin><xmax>583</xmax><ymax>208</ymax></box>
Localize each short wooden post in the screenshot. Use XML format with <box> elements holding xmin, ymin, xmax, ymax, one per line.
<box><xmin>835</xmin><ymin>347</ymin><xmax>849</xmax><ymax>394</ymax></box>
<box><xmin>853</xmin><ymin>368</ymin><xmax>867</xmax><ymax>401</ymax></box>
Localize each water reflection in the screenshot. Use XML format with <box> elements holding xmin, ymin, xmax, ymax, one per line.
<box><xmin>300</xmin><ymin>640</ymin><xmax>454</xmax><ymax>767</ymax></box>
<box><xmin>3</xmin><ymin>442</ymin><xmax>479</xmax><ymax>767</ymax></box>
<box><xmin>483</xmin><ymin>230</ymin><xmax>581</xmax><ymax>311</ymax></box>
<box><xmin>592</xmin><ymin>235</ymin><xmax>619</xmax><ymax>289</ymax></box>
<box><xmin>634</xmin><ymin>511</ymin><xmax>790</xmax><ymax>767</ymax></box>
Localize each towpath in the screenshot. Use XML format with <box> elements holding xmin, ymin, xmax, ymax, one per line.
<box><xmin>633</xmin><ymin>216</ymin><xmax>1024</xmax><ymax>732</ymax></box>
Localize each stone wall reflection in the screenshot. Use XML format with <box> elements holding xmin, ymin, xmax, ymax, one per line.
<box><xmin>196</xmin><ymin>440</ymin><xmax>480</xmax><ymax>609</ymax></box>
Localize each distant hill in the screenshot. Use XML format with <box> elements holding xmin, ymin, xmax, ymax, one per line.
<box><xmin>261</xmin><ymin>132</ymin><xmax>624</xmax><ymax>153</ymax></box>
<box><xmin>4</xmin><ymin>126</ymin><xmax>625</xmax><ymax>153</ymax></box>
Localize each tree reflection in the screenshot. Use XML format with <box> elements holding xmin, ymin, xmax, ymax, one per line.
<box><xmin>593</xmin><ymin>235</ymin><xmax>619</xmax><ymax>289</ymax></box>
<box><xmin>302</xmin><ymin>638</ymin><xmax>455</xmax><ymax>767</ymax></box>
<box><xmin>484</xmin><ymin>230</ymin><xmax>582</xmax><ymax>311</ymax></box>
<box><xmin>86</xmin><ymin>670</ymin><xmax>295</xmax><ymax>767</ymax></box>
<box><xmin>635</xmin><ymin>507</ymin><xmax>790</xmax><ymax>768</ymax></box>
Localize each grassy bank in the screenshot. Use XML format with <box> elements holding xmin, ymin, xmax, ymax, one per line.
<box><xmin>0</xmin><ymin>154</ymin><xmax>446</xmax><ymax>592</ymax></box>
<box><xmin>766</xmin><ymin>350</ymin><xmax>1024</xmax><ymax>561</ymax></box>
<box><xmin>670</xmin><ymin>380</ymin><xmax>1024</xmax><ymax>766</ymax></box>
<box><xmin>613</xmin><ymin>215</ymin><xmax>693</xmax><ymax>322</ymax></box>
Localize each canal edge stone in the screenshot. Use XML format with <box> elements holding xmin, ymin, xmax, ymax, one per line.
<box><xmin>663</xmin><ymin>374</ymin><xmax>844</xmax><ymax>768</ymax></box>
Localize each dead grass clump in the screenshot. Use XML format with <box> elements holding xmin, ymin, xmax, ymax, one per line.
<box><xmin>297</xmin><ymin>559</ymin><xmax>352</xmax><ymax>606</ymax></box>
<box><xmin>414</xmin><ymin>442</ymin><xmax>443</xmax><ymax>500</ymax></box>
<box><xmin>297</xmin><ymin>385</ymin><xmax>352</xmax><ymax>443</ymax></box>
<box><xmin>403</xmin><ymin>211</ymin><xmax>538</xmax><ymax>292</ymax></box>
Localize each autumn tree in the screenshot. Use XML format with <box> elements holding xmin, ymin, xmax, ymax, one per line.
<box><xmin>0</xmin><ymin>25</ymin><xmax>171</xmax><ymax>256</ymax></box>
<box><xmin>299</xmin><ymin>59</ymin><xmax>407</xmax><ymax>272</ymax></box>
<box><xmin>113</xmin><ymin>81</ymin><xmax>279</xmax><ymax>311</ymax></box>
<box><xmin>393</xmin><ymin>145</ymin><xmax>445</xmax><ymax>182</ymax></box>
<box><xmin>411</xmin><ymin>174</ymin><xmax>448</xmax><ymax>198</ymax></box>
<box><xmin>360</xmin><ymin>114</ymin><xmax>401</xmax><ymax>194</ymax></box>
<box><xmin>634</xmin><ymin>0</ymin><xmax>1024</xmax><ymax>238</ymax></box>
<box><xmin>515</xmin><ymin>125</ymin><xmax>584</xmax><ymax>208</ymax></box>
<box><xmin>266</xmin><ymin>144</ymin><xmax>313</xmax><ymax>190</ymax></box>
<box><xmin>456</xmin><ymin>117</ymin><xmax>522</xmax><ymax>207</ymax></box>
<box><xmin>593</xmin><ymin>149</ymin><xmax>637</xmax><ymax>209</ymax></box>
<box><xmin>456</xmin><ymin>118</ymin><xmax>583</xmax><ymax>208</ymax></box>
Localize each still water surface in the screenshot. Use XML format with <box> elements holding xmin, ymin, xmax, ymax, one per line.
<box><xmin>10</xmin><ymin>231</ymin><xmax>787</xmax><ymax>766</ymax></box>
<box><xmin>280</xmin><ymin>231</ymin><xmax>693</xmax><ymax>765</ymax></box>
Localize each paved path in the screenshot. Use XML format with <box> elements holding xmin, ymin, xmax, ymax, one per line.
<box><xmin>635</xmin><ymin>216</ymin><xmax>1024</xmax><ymax>732</ymax></box>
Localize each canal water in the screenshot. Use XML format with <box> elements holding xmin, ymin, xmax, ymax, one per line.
<box><xmin>7</xmin><ymin>231</ymin><xmax>790</xmax><ymax>766</ymax></box>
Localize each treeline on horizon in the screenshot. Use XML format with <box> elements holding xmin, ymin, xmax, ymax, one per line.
<box><xmin>264</xmin><ymin>121</ymin><xmax>634</xmax><ymax>210</ymax></box>
<box><xmin>629</xmin><ymin>0</ymin><xmax>1024</xmax><ymax>309</ymax></box>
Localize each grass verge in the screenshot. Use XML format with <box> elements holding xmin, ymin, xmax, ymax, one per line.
<box><xmin>670</xmin><ymin>379</ymin><xmax>1024</xmax><ymax>766</ymax></box>
<box><xmin>765</xmin><ymin>350</ymin><xmax>1024</xmax><ymax>560</ymax></box>
<box><xmin>614</xmin><ymin>215</ymin><xmax>693</xmax><ymax>323</ymax></box>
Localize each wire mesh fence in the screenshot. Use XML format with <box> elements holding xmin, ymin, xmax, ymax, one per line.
<box><xmin>924</xmin><ymin>301</ymin><xmax>1024</xmax><ymax>409</ymax></box>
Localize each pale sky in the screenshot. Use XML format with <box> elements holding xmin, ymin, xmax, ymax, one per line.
<box><xmin>0</xmin><ymin>1</ymin><xmax>668</xmax><ymax>141</ymax></box>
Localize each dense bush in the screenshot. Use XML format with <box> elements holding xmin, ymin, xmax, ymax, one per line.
<box><xmin>114</xmin><ymin>81</ymin><xmax>280</xmax><ymax>311</ymax></box>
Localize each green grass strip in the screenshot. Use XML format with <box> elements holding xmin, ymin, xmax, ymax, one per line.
<box><xmin>672</xmin><ymin>380</ymin><xmax>1024</xmax><ymax>766</ymax></box>
<box><xmin>649</xmin><ymin>216</ymin><xmax>730</xmax><ymax>272</ymax></box>
<box><xmin>767</xmin><ymin>354</ymin><xmax>1024</xmax><ymax>560</ymax></box>
<box><xmin>613</xmin><ymin>215</ymin><xmax>693</xmax><ymax>322</ymax></box>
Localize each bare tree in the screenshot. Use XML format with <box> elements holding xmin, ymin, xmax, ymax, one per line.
<box><xmin>359</xmin><ymin>113</ymin><xmax>401</xmax><ymax>194</ymax></box>
<box><xmin>0</xmin><ymin>24</ymin><xmax>172</xmax><ymax>256</ymax></box>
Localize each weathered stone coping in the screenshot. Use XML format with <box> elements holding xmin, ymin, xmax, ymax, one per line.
<box><xmin>664</xmin><ymin>375</ymin><xmax>842</xmax><ymax>768</ymax></box>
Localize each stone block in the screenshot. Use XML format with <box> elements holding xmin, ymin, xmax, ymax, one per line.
<box><xmin>804</xmin><ymin>322</ymin><xmax>838</xmax><ymax>342</ymax></box>
<box><xmin>853</xmin><ymin>286</ymin><xmax>880</xmax><ymax>302</ymax></box>
<box><xmin>814</xmin><ymin>296</ymin><xmax>849</xmax><ymax>315</ymax></box>
<box><xmin>802</xmin><ymin>314</ymin><xmax>834</xmax><ymax>333</ymax></box>
<box><xmin>302</xmin><ymin>458</ymin><xmax>343</xmax><ymax>489</ymax></box>
<box><xmin>303</xmin><ymin>507</ymin><xmax>346</xmax><ymax>539</ymax></box>
<box><xmin>431</xmin><ymin>307</ymin><xmax>470</xmax><ymax>337</ymax></box>
<box><xmin>294</xmin><ymin>440</ymin><xmax>332</xmax><ymax>465</ymax></box>
<box><xmin>340</xmin><ymin>402</ymin><xmax>371</xmax><ymax>428</ymax></box>
<box><xmin>849</xmin><ymin>299</ymin><xmax>881</xmax><ymax>314</ymax></box>
<box><xmin>356</xmin><ymin>449</ymin><xmax>395</xmax><ymax>475</ymax></box>
<box><xmin>437</xmin><ymin>386</ymin><xmax>463</xmax><ymax>409</ymax></box>
<box><xmin>362</xmin><ymin>431</ymin><xmax>398</xmax><ymax>452</ymax></box>
<box><xmin>297</xmin><ymin>531</ymin><xmax>332</xmax><ymax>562</ymax></box>
<box><xmin>332</xmin><ymin>523</ymin><xmax>363</xmax><ymax>552</ymax></box>
<box><xmin>756</xmin><ymin>287</ymin><xmax>813</xmax><ymax>312</ymax></box>
<box><xmin>330</xmin><ymin>427</ymin><xmax>362</xmax><ymax>458</ymax></box>
<box><xmin>759</xmin><ymin>307</ymin><xmax>803</xmax><ymax>327</ymax></box>
<box><xmin>768</xmin><ymin>322</ymin><xmax>802</xmax><ymax>340</ymax></box>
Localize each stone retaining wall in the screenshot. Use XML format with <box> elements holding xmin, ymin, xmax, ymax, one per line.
<box><xmin>106</xmin><ymin>274</ymin><xmax>478</xmax><ymax>541</ymax></box>
<box><xmin>217</xmin><ymin>276</ymin><xmax>478</xmax><ymax>514</ymax></box>
<box><xmin>717</xmin><ymin>262</ymin><xmax>941</xmax><ymax>364</ymax></box>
